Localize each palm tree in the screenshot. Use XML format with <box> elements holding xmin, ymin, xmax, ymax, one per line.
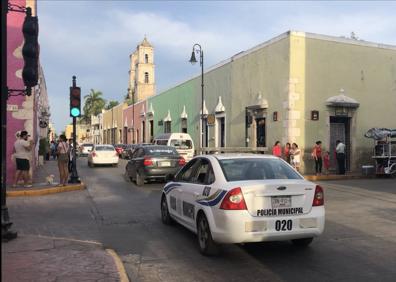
<box><xmin>83</xmin><ymin>89</ymin><xmax>106</xmax><ymax>123</ymax></box>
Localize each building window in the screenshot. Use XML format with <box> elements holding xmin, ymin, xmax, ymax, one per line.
<box><xmin>164</xmin><ymin>121</ymin><xmax>171</xmax><ymax>133</ymax></box>
<box><xmin>144</xmin><ymin>72</ymin><xmax>149</xmax><ymax>83</ymax></box>
<box><xmin>181</xmin><ymin>118</ymin><xmax>187</xmax><ymax>133</ymax></box>
<box><xmin>145</xmin><ymin>54</ymin><xmax>149</xmax><ymax>63</ymax></box>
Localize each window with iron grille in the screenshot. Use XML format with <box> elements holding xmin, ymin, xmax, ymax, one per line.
<box><xmin>164</xmin><ymin>121</ymin><xmax>171</xmax><ymax>133</ymax></box>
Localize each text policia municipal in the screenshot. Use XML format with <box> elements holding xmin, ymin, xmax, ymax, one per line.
<box><xmin>257</xmin><ymin>207</ymin><xmax>304</xmax><ymax>216</ymax></box>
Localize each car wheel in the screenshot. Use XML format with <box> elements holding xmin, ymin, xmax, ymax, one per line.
<box><xmin>88</xmin><ymin>161</ymin><xmax>92</xmax><ymax>168</ymax></box>
<box><xmin>291</xmin><ymin>237</ymin><xmax>314</xmax><ymax>247</ymax></box>
<box><xmin>161</xmin><ymin>194</ymin><xmax>173</xmax><ymax>225</ymax></box>
<box><xmin>197</xmin><ymin>213</ymin><xmax>219</xmax><ymax>256</ymax></box>
<box><xmin>136</xmin><ymin>171</ymin><xmax>144</xmax><ymax>186</ymax></box>
<box><xmin>113</xmin><ymin>163</ymin><xmax>118</xmax><ymax>167</ymax></box>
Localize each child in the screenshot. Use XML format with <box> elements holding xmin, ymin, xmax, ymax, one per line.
<box><xmin>323</xmin><ymin>151</ymin><xmax>330</xmax><ymax>175</ymax></box>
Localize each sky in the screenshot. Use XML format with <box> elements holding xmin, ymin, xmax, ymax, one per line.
<box><xmin>37</xmin><ymin>0</ymin><xmax>396</xmax><ymax>133</ymax></box>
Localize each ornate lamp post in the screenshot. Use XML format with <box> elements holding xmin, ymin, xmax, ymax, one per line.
<box><xmin>189</xmin><ymin>44</ymin><xmax>204</xmax><ymax>153</ymax></box>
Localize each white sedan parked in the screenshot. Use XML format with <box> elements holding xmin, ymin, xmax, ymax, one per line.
<box><xmin>161</xmin><ymin>154</ymin><xmax>325</xmax><ymax>255</ymax></box>
<box><xmin>87</xmin><ymin>144</ymin><xmax>119</xmax><ymax>167</ymax></box>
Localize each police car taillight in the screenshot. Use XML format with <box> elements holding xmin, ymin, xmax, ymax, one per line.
<box><xmin>312</xmin><ymin>185</ymin><xmax>324</xmax><ymax>206</ymax></box>
<box><xmin>220</xmin><ymin>187</ymin><xmax>247</xmax><ymax>210</ymax></box>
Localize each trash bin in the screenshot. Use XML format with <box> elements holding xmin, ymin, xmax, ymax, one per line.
<box><xmin>361</xmin><ymin>165</ymin><xmax>374</xmax><ymax>176</ymax></box>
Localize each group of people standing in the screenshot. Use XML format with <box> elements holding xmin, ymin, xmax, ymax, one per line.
<box><xmin>272</xmin><ymin>139</ymin><xmax>346</xmax><ymax>175</ymax></box>
<box><xmin>272</xmin><ymin>141</ymin><xmax>301</xmax><ymax>171</ymax></box>
<box><xmin>13</xmin><ymin>132</ymin><xmax>75</xmax><ymax>188</ymax></box>
<box><xmin>311</xmin><ymin>140</ymin><xmax>346</xmax><ymax>175</ymax></box>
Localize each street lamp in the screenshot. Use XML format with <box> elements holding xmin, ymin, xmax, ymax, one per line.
<box><xmin>189</xmin><ymin>43</ymin><xmax>204</xmax><ymax>153</ymax></box>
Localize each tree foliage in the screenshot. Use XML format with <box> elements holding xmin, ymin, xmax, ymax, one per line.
<box><xmin>105</xmin><ymin>100</ymin><xmax>119</xmax><ymax>110</ymax></box>
<box><xmin>82</xmin><ymin>89</ymin><xmax>106</xmax><ymax>123</ymax></box>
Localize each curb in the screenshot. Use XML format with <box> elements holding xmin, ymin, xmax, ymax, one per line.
<box><xmin>106</xmin><ymin>249</ymin><xmax>130</xmax><ymax>282</ymax></box>
<box><xmin>6</xmin><ymin>182</ymin><xmax>86</xmax><ymax>197</ymax></box>
<box><xmin>304</xmin><ymin>175</ymin><xmax>374</xmax><ymax>181</ymax></box>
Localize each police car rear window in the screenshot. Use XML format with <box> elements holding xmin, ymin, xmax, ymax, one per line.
<box><xmin>219</xmin><ymin>158</ymin><xmax>302</xmax><ymax>181</ymax></box>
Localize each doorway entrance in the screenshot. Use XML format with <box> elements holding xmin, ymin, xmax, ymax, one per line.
<box><xmin>216</xmin><ymin>117</ymin><xmax>225</xmax><ymax>147</ymax></box>
<box><xmin>330</xmin><ymin>116</ymin><xmax>351</xmax><ymax>171</ymax></box>
<box><xmin>149</xmin><ymin>120</ymin><xmax>154</xmax><ymax>142</ymax></box>
<box><xmin>256</xmin><ymin>118</ymin><xmax>266</xmax><ymax>147</ymax></box>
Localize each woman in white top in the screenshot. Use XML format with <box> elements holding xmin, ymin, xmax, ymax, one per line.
<box><xmin>57</xmin><ymin>135</ymin><xmax>70</xmax><ymax>186</ymax></box>
<box><xmin>290</xmin><ymin>143</ymin><xmax>301</xmax><ymax>172</ymax></box>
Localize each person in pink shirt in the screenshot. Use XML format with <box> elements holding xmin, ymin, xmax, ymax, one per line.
<box><xmin>323</xmin><ymin>151</ymin><xmax>330</xmax><ymax>175</ymax></box>
<box><xmin>272</xmin><ymin>141</ymin><xmax>282</xmax><ymax>157</ymax></box>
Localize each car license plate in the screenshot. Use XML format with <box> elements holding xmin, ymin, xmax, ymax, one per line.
<box><xmin>159</xmin><ymin>161</ymin><xmax>171</xmax><ymax>167</ymax></box>
<box><xmin>271</xmin><ymin>196</ymin><xmax>291</xmax><ymax>208</ymax></box>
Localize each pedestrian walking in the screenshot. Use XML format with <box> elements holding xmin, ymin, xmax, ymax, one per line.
<box><xmin>323</xmin><ymin>151</ymin><xmax>330</xmax><ymax>175</ymax></box>
<box><xmin>290</xmin><ymin>143</ymin><xmax>301</xmax><ymax>172</ymax></box>
<box><xmin>336</xmin><ymin>140</ymin><xmax>346</xmax><ymax>174</ymax></box>
<box><xmin>57</xmin><ymin>135</ymin><xmax>70</xmax><ymax>186</ymax></box>
<box><xmin>50</xmin><ymin>141</ymin><xmax>56</xmax><ymax>160</ymax></box>
<box><xmin>312</xmin><ymin>141</ymin><xmax>323</xmax><ymax>175</ymax></box>
<box><xmin>272</xmin><ymin>141</ymin><xmax>282</xmax><ymax>158</ymax></box>
<box><xmin>12</xmin><ymin>130</ymin><xmax>34</xmax><ymax>188</ymax></box>
<box><xmin>68</xmin><ymin>139</ymin><xmax>73</xmax><ymax>173</ymax></box>
<box><xmin>284</xmin><ymin>142</ymin><xmax>291</xmax><ymax>163</ymax></box>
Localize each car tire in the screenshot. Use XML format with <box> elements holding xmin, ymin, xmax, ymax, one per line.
<box><xmin>136</xmin><ymin>171</ymin><xmax>144</xmax><ymax>186</ymax></box>
<box><xmin>197</xmin><ymin>213</ymin><xmax>219</xmax><ymax>256</ymax></box>
<box><xmin>291</xmin><ymin>237</ymin><xmax>314</xmax><ymax>247</ymax></box>
<box><xmin>88</xmin><ymin>161</ymin><xmax>92</xmax><ymax>168</ymax></box>
<box><xmin>161</xmin><ymin>194</ymin><xmax>173</xmax><ymax>225</ymax></box>
<box><xmin>113</xmin><ymin>163</ymin><xmax>118</xmax><ymax>167</ymax></box>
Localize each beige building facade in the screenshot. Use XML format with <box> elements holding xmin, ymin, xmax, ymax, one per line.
<box><xmin>128</xmin><ymin>37</ymin><xmax>155</xmax><ymax>102</ymax></box>
<box><xmin>145</xmin><ymin>31</ymin><xmax>396</xmax><ymax>174</ymax></box>
<box><xmin>102</xmin><ymin>103</ymin><xmax>127</xmax><ymax>144</ymax></box>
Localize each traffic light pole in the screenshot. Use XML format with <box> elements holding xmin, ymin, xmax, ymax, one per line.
<box><xmin>2</xmin><ymin>0</ymin><xmax>18</xmax><ymax>242</ymax></box>
<box><xmin>69</xmin><ymin>76</ymin><xmax>80</xmax><ymax>184</ymax></box>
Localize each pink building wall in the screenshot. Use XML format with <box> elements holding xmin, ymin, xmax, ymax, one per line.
<box><xmin>123</xmin><ymin>101</ymin><xmax>147</xmax><ymax>144</ymax></box>
<box><xmin>6</xmin><ymin>0</ymin><xmax>38</xmax><ymax>183</ymax></box>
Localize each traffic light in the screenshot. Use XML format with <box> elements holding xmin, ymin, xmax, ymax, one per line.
<box><xmin>22</xmin><ymin>7</ymin><xmax>39</xmax><ymax>89</ymax></box>
<box><xmin>70</xmin><ymin>87</ymin><xmax>81</xmax><ymax>117</ymax></box>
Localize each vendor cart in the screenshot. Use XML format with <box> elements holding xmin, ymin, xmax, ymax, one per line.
<box><xmin>365</xmin><ymin>128</ymin><xmax>396</xmax><ymax>176</ymax></box>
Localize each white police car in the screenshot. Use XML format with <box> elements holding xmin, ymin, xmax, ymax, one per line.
<box><xmin>160</xmin><ymin>154</ymin><xmax>325</xmax><ymax>255</ymax></box>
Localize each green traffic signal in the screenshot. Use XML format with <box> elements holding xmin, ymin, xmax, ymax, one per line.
<box><xmin>70</xmin><ymin>108</ymin><xmax>80</xmax><ymax>117</ymax></box>
<box><xmin>70</xmin><ymin>86</ymin><xmax>81</xmax><ymax>117</ymax></box>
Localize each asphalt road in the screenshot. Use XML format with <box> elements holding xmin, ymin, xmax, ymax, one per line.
<box><xmin>7</xmin><ymin>158</ymin><xmax>396</xmax><ymax>282</ymax></box>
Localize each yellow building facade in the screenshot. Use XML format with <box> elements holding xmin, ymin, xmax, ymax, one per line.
<box><xmin>102</xmin><ymin>103</ymin><xmax>127</xmax><ymax>144</ymax></box>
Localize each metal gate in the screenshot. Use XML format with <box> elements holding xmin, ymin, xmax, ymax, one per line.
<box><xmin>330</xmin><ymin>117</ymin><xmax>351</xmax><ymax>171</ymax></box>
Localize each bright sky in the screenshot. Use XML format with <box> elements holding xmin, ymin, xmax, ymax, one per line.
<box><xmin>37</xmin><ymin>1</ymin><xmax>396</xmax><ymax>133</ymax></box>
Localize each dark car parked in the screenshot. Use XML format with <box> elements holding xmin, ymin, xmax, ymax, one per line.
<box><xmin>125</xmin><ymin>145</ymin><xmax>186</xmax><ymax>186</ymax></box>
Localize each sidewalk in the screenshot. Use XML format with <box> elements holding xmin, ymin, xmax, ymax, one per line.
<box><xmin>2</xmin><ymin>235</ymin><xmax>129</xmax><ymax>282</ymax></box>
<box><xmin>304</xmin><ymin>172</ymin><xmax>375</xmax><ymax>181</ymax></box>
<box><xmin>6</xmin><ymin>159</ymin><xmax>85</xmax><ymax>197</ymax></box>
